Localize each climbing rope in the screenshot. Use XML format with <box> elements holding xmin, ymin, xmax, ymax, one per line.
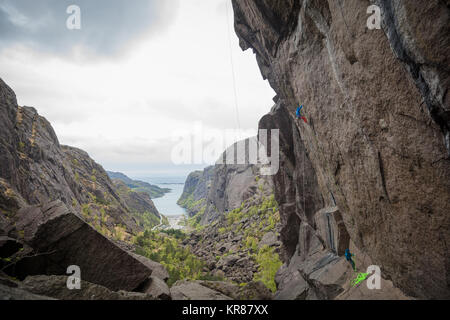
<box><xmin>303</xmin><ymin>139</ymin><xmax>306</xmax><ymax>217</ymax></box>
<box><xmin>288</xmin><ymin>106</ymin><xmax>309</xmax><ymax>217</ymax></box>
<box><xmin>291</xmin><ymin>108</ymin><xmax>308</xmax><ymax>218</ymax></box>
<box><xmin>336</xmin><ymin>0</ymin><xmax>355</xmax><ymax>40</ymax></box>
<box><xmin>225</xmin><ymin>0</ymin><xmax>241</xmax><ymax>131</ymax></box>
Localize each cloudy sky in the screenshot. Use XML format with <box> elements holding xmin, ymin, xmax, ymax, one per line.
<box><xmin>0</xmin><ymin>0</ymin><xmax>275</xmax><ymax>179</ymax></box>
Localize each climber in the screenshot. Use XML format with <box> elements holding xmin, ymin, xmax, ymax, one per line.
<box><xmin>296</xmin><ymin>105</ymin><xmax>308</xmax><ymax>123</ymax></box>
<box><xmin>345</xmin><ymin>248</ymin><xmax>356</xmax><ymax>271</ymax></box>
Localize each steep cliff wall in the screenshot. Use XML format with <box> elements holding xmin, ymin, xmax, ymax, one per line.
<box><xmin>232</xmin><ymin>0</ymin><xmax>449</xmax><ymax>299</ymax></box>
<box><xmin>0</xmin><ymin>78</ymin><xmax>160</xmax><ymax>241</ymax></box>
<box><xmin>179</xmin><ymin>138</ymin><xmax>275</xmax><ymax>224</ymax></box>
<box><xmin>178</xmin><ymin>166</ymin><xmax>214</xmax><ymax>217</ymax></box>
<box><xmin>0</xmin><ymin>78</ymin><xmax>170</xmax><ymax>299</ymax></box>
<box><xmin>202</xmin><ymin>138</ymin><xmax>275</xmax><ymax>224</ymax></box>
<box><xmin>180</xmin><ymin>139</ymin><xmax>281</xmax><ymax>291</ymax></box>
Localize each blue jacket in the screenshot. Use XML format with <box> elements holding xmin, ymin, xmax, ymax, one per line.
<box><xmin>345</xmin><ymin>249</ymin><xmax>353</xmax><ymax>261</ymax></box>
<box><xmin>296</xmin><ymin>105</ymin><xmax>303</xmax><ymax>118</ymax></box>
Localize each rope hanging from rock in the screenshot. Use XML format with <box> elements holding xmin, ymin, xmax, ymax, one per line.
<box><xmin>293</xmin><ymin>105</ymin><xmax>308</xmax><ymax>219</ymax></box>
<box><xmin>337</xmin><ymin>0</ymin><xmax>355</xmax><ymax>40</ymax></box>
<box><xmin>303</xmin><ymin>136</ymin><xmax>306</xmax><ymax>218</ymax></box>
<box><xmin>225</xmin><ymin>0</ymin><xmax>241</xmax><ymax>131</ymax></box>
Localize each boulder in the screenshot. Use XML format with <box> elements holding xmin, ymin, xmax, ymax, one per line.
<box><xmin>212</xmin><ymin>270</ymin><xmax>225</xmax><ymax>279</ymax></box>
<box><xmin>221</xmin><ymin>254</ymin><xmax>239</xmax><ymax>267</ymax></box>
<box><xmin>275</xmin><ymin>255</ymin><xmax>309</xmax><ymax>301</ymax></box>
<box><xmin>258</xmin><ymin>232</ymin><xmax>278</xmax><ymax>249</ymax></box>
<box><xmin>275</xmin><ymin>223</ymin><xmax>346</xmax><ymax>300</ymax></box>
<box><xmin>8</xmin><ymin>201</ymin><xmax>154</xmax><ymax>292</ymax></box>
<box><xmin>274</xmin><ymin>275</ymin><xmax>308</xmax><ymax>300</ymax></box>
<box><xmin>0</xmin><ymin>283</ymin><xmax>54</xmax><ymax>300</ymax></box>
<box><xmin>206</xmin><ymin>259</ymin><xmax>216</xmax><ymax>270</ymax></box>
<box><xmin>170</xmin><ymin>280</ymin><xmax>232</xmax><ymax>300</ymax></box>
<box><xmin>236</xmin><ymin>257</ymin><xmax>250</xmax><ymax>267</ymax></box>
<box><xmin>215</xmin><ymin>242</ymin><xmax>231</xmax><ymax>253</ymax></box>
<box><xmin>22</xmin><ymin>275</ymin><xmax>155</xmax><ymax>300</ymax></box>
<box><xmin>238</xmin><ymin>281</ymin><xmax>273</xmax><ymax>300</ymax></box>
<box><xmin>130</xmin><ymin>253</ymin><xmax>169</xmax><ymax>282</ymax></box>
<box><xmin>229</xmin><ymin>244</ymin><xmax>240</xmax><ymax>252</ymax></box>
<box><xmin>0</xmin><ymin>272</ymin><xmax>53</xmax><ymax>300</ymax></box>
<box><xmin>139</xmin><ymin>276</ymin><xmax>171</xmax><ymax>300</ymax></box>
<box><xmin>231</xmin><ymin>235</ymin><xmax>243</xmax><ymax>243</ymax></box>
<box><xmin>198</xmin><ymin>280</ymin><xmax>272</xmax><ymax>300</ymax></box>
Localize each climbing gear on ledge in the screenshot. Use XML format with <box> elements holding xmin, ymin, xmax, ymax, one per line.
<box><xmin>351</xmin><ymin>272</ymin><xmax>369</xmax><ymax>287</ymax></box>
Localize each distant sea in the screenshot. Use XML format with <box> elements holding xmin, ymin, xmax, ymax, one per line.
<box><xmin>136</xmin><ymin>176</ymin><xmax>187</xmax><ymax>217</ymax></box>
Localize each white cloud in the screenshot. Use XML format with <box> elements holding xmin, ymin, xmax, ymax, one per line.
<box><xmin>0</xmin><ymin>0</ymin><xmax>275</xmax><ymax>177</ymax></box>
<box><xmin>0</xmin><ymin>3</ymin><xmax>29</xmax><ymax>27</ymax></box>
<box><xmin>0</xmin><ymin>0</ymin><xmax>179</xmax><ymax>56</ymax></box>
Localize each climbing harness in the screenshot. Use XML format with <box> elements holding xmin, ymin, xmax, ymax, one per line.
<box><xmin>296</xmin><ymin>105</ymin><xmax>308</xmax><ymax>123</ymax></box>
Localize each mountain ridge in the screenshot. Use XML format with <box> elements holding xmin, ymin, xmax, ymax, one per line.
<box><xmin>107</xmin><ymin>171</ymin><xmax>171</xmax><ymax>199</ymax></box>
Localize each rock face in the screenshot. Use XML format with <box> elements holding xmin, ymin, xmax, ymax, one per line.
<box><xmin>179</xmin><ymin>138</ymin><xmax>283</xmax><ymax>290</ymax></box>
<box><xmin>0</xmin><ymin>78</ymin><xmax>161</xmax><ymax>240</ymax></box>
<box><xmin>114</xmin><ymin>180</ymin><xmax>158</xmax><ymax>217</ymax></box>
<box><xmin>112</xmin><ymin>179</ymin><xmax>161</xmax><ymax>229</ymax></box>
<box><xmin>180</xmin><ymin>138</ymin><xmax>275</xmax><ymax>224</ymax></box>
<box><xmin>374</xmin><ymin>0</ymin><xmax>450</xmax><ymax>153</ymax></box>
<box><xmin>0</xmin><ymin>78</ymin><xmax>170</xmax><ymax>299</ymax></box>
<box><xmin>259</xmin><ymin>103</ymin><xmax>324</xmax><ymax>262</ymax></box>
<box><xmin>202</xmin><ymin>139</ymin><xmax>268</xmax><ymax>224</ymax></box>
<box><xmin>178</xmin><ymin>166</ymin><xmax>214</xmax><ymax>217</ymax></box>
<box><xmin>181</xmin><ymin>160</ymin><xmax>281</xmax><ymax>288</ymax></box>
<box><xmin>232</xmin><ymin>0</ymin><xmax>450</xmax><ymax>299</ymax></box>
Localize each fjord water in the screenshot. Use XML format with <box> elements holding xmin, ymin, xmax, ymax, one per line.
<box><xmin>138</xmin><ymin>177</ymin><xmax>187</xmax><ymax>217</ymax></box>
